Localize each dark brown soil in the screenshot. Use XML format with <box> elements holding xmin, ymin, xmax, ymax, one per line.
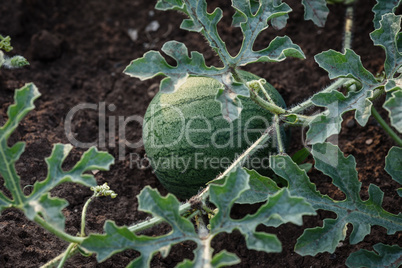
<box><xmin>0</xmin><ymin>0</ymin><xmax>401</xmax><ymax>267</ymax></box>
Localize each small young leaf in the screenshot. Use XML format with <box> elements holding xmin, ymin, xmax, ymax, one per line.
<box><xmin>314</xmin><ymin>49</ymin><xmax>377</xmax><ymax>85</ymax></box>
<box><xmin>138</xmin><ymin>187</ymin><xmax>196</xmax><ymax>236</ymax></box>
<box><xmin>0</xmin><ymin>34</ymin><xmax>13</xmax><ymax>52</ymax></box>
<box><xmin>215</xmin><ymin>85</ymin><xmax>243</xmax><ymax>122</ymax></box>
<box><xmin>301</xmin><ymin>0</ymin><xmax>329</xmax><ymax>27</ymax></box>
<box><xmin>372</xmin><ymin>0</ymin><xmax>401</xmax><ymax>29</ymax></box>
<box><xmin>209</xmin><ymin>167</ymin><xmax>250</xmax><ymax>221</ymax></box>
<box><xmin>307</xmin><ymin>90</ymin><xmax>374</xmax><ymax>144</ymax></box>
<box><xmin>346</xmin><ymin>243</ymin><xmax>402</xmax><ymax>268</ymax></box>
<box><xmin>383</xmin><ymin>90</ymin><xmax>402</xmax><ymax>133</ymax></box>
<box><xmin>3</xmin><ymin>55</ymin><xmax>29</xmax><ymax>68</ymax></box>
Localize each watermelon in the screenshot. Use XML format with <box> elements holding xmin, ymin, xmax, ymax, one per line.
<box><xmin>143</xmin><ymin>71</ymin><xmax>287</xmax><ymax>198</ymax></box>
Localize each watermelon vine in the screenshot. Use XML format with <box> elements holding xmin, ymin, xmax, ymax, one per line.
<box><xmin>0</xmin><ymin>0</ymin><xmax>401</xmax><ymax>267</ymax></box>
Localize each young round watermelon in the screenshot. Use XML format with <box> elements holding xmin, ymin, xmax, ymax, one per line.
<box><xmin>143</xmin><ymin>70</ymin><xmax>287</xmax><ymax>199</ymax></box>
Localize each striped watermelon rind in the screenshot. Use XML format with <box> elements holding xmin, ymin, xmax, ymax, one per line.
<box><xmin>143</xmin><ymin>70</ymin><xmax>287</xmax><ymax>198</ymax></box>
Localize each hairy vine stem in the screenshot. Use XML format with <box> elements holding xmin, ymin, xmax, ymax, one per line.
<box><xmin>128</xmin><ymin>124</ymin><xmax>276</xmax><ymax>233</ymax></box>
<box><xmin>40</xmin><ymin>245</ymin><xmax>79</xmax><ymax>268</ymax></box>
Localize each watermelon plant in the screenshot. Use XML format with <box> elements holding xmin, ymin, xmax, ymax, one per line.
<box><xmin>0</xmin><ymin>34</ymin><xmax>29</xmax><ymax>69</ymax></box>
<box><xmin>1</xmin><ymin>0</ymin><xmax>402</xmax><ymax>267</ymax></box>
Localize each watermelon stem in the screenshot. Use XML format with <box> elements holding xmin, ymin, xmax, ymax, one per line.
<box><xmin>275</xmin><ymin>114</ymin><xmax>285</xmax><ymax>154</ymax></box>
<box><xmin>249</xmin><ymin>88</ymin><xmax>286</xmax><ymax>115</ymax></box>
<box><xmin>288</xmin><ymin>78</ymin><xmax>354</xmax><ymax>114</ymax></box>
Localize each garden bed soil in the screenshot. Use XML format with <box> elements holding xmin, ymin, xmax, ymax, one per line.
<box><xmin>0</xmin><ymin>0</ymin><xmax>401</xmax><ymax>267</ymax></box>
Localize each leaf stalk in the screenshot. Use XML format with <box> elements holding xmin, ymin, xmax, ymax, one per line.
<box><xmin>34</xmin><ymin>215</ymin><xmax>84</xmax><ymax>244</ymax></box>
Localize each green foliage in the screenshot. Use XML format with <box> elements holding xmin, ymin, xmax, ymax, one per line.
<box><xmin>307</xmin><ymin>9</ymin><xmax>402</xmax><ymax>144</ymax></box>
<box><xmin>385</xmin><ymin>146</ymin><xmax>402</xmax><ymax>196</ymax></box>
<box><xmin>372</xmin><ymin>0</ymin><xmax>401</xmax><ymax>29</ymax></box>
<box><xmin>301</xmin><ymin>0</ymin><xmax>329</xmax><ymax>27</ymax></box>
<box><xmin>234</xmin><ymin>168</ymin><xmax>281</xmax><ymax>204</ymax></box>
<box><xmin>1</xmin><ymin>1</ymin><xmax>401</xmax><ymax>267</ymax></box>
<box><xmin>384</xmin><ymin>90</ymin><xmax>402</xmax><ymax>133</ymax></box>
<box><xmin>0</xmin><ymin>84</ymin><xmax>114</xmax><ymax>232</ymax></box>
<box><xmin>81</xmin><ymin>167</ymin><xmax>315</xmax><ymax>266</ymax></box>
<box><xmin>270</xmin><ymin>143</ymin><xmax>402</xmax><ymax>255</ymax></box>
<box><xmin>125</xmin><ymin>0</ymin><xmax>304</xmax><ymax>121</ymax></box>
<box><xmin>0</xmin><ymin>34</ymin><xmax>13</xmax><ymax>52</ymax></box>
<box><xmin>346</xmin><ymin>243</ymin><xmax>402</xmax><ymax>268</ymax></box>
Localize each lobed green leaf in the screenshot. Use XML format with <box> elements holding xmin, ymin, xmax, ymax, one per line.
<box><xmin>311</xmin><ymin>13</ymin><xmax>402</xmax><ymax>144</ymax></box>
<box><xmin>0</xmin><ymin>34</ymin><xmax>13</xmax><ymax>52</ymax></box>
<box><xmin>127</xmin><ymin>0</ymin><xmax>305</xmax><ymax>122</ymax></box>
<box><xmin>0</xmin><ymin>83</ymin><xmax>114</xmax><ymax>233</ymax></box>
<box><xmin>0</xmin><ymin>83</ymin><xmax>40</xmax><ymax>210</ymax></box>
<box><xmin>385</xmin><ymin>146</ymin><xmax>402</xmax><ymax>196</ymax></box>
<box><xmin>270</xmin><ymin>143</ymin><xmax>402</xmax><ymax>256</ymax></box>
<box><xmin>346</xmin><ymin>243</ymin><xmax>402</xmax><ymax>268</ymax></box>
<box><xmin>370</xmin><ymin>13</ymin><xmax>402</xmax><ymax>78</ymax></box>
<box><xmin>301</xmin><ymin>0</ymin><xmax>329</xmax><ymax>27</ymax></box>
<box><xmin>82</xmin><ymin>187</ymin><xmax>199</xmax><ymax>266</ymax></box>
<box><xmin>29</xmin><ymin>144</ymin><xmax>114</xmax><ymax>200</ymax></box>
<box><xmin>308</xmin><ymin>50</ymin><xmax>379</xmax><ymax>144</ymax></box>
<box><xmin>372</xmin><ymin>0</ymin><xmax>401</xmax><ymax>29</ymax></box>
<box><xmin>83</xmin><ymin>166</ymin><xmax>314</xmax><ymax>266</ymax></box>
<box><xmin>155</xmin><ymin>0</ymin><xmax>185</xmax><ymax>12</ymax></box>
<box><xmin>231</xmin><ymin>0</ymin><xmax>304</xmax><ymax>66</ymax></box>
<box><xmin>179</xmin><ymin>0</ymin><xmax>232</xmax><ymax>64</ymax></box>
<box><xmin>384</xmin><ymin>90</ymin><xmax>402</xmax><ymax>133</ymax></box>
<box><xmin>210</xmin><ymin>250</ymin><xmax>240</xmax><ymax>267</ymax></box>
<box><xmin>210</xmin><ymin>167</ymin><xmax>315</xmax><ymax>253</ymax></box>
<box><xmin>124</xmin><ymin>40</ymin><xmax>248</xmax><ymax>122</ymax></box>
